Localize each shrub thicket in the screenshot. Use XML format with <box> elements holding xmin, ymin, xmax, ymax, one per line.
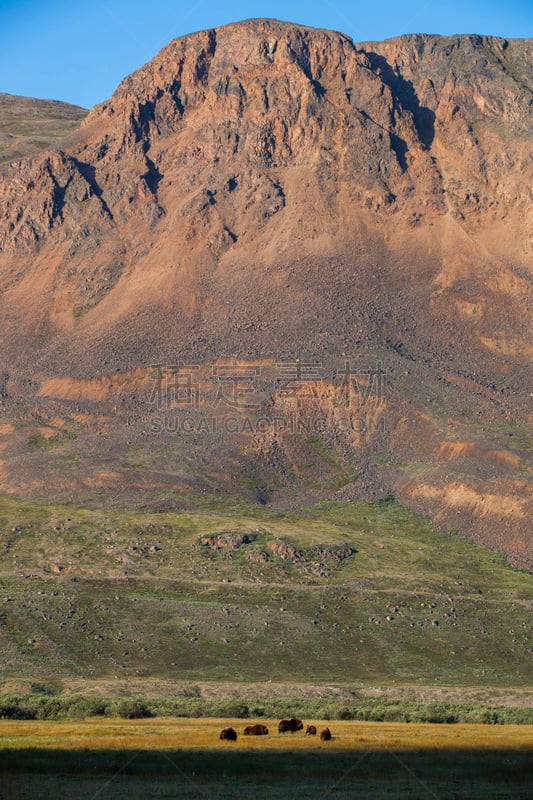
<box><xmin>0</xmin><ymin>694</ymin><xmax>531</xmax><ymax>724</ymax></box>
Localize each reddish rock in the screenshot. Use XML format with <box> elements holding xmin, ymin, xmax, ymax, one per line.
<box><xmin>266</xmin><ymin>541</ymin><xmax>302</xmax><ymax>562</ymax></box>
<box><xmin>200</xmin><ymin>532</ymin><xmax>251</xmax><ymax>551</ymax></box>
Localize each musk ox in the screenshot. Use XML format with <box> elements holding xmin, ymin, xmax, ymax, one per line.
<box><xmin>278</xmin><ymin>717</ymin><xmax>304</xmax><ymax>733</ymax></box>
<box><xmin>320</xmin><ymin>727</ymin><xmax>332</xmax><ymax>741</ymax></box>
<box><xmin>244</xmin><ymin>723</ymin><xmax>269</xmax><ymax>735</ymax></box>
<box><xmin>219</xmin><ymin>726</ymin><xmax>237</xmax><ymax>741</ymax></box>
<box><xmin>305</xmin><ymin>724</ymin><xmax>317</xmax><ymax>736</ymax></box>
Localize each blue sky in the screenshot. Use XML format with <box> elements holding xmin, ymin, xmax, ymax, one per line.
<box><xmin>1</xmin><ymin>0</ymin><xmax>531</xmax><ymax>108</ymax></box>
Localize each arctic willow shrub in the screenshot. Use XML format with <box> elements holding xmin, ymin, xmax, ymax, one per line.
<box><xmin>0</xmin><ymin>694</ymin><xmax>532</xmax><ymax>724</ymax></box>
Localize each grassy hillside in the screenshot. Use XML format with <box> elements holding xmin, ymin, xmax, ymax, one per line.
<box><xmin>0</xmin><ymin>93</ymin><xmax>87</xmax><ymax>165</ymax></box>
<box><xmin>0</xmin><ymin>495</ymin><xmax>531</xmax><ymax>690</ymax></box>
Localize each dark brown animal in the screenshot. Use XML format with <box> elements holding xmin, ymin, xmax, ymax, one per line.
<box><xmin>320</xmin><ymin>727</ymin><xmax>332</xmax><ymax>741</ymax></box>
<box><xmin>305</xmin><ymin>724</ymin><xmax>317</xmax><ymax>735</ymax></box>
<box><xmin>219</xmin><ymin>726</ymin><xmax>237</xmax><ymax>741</ymax></box>
<box><xmin>244</xmin><ymin>723</ymin><xmax>269</xmax><ymax>735</ymax></box>
<box><xmin>278</xmin><ymin>717</ymin><xmax>304</xmax><ymax>733</ymax></box>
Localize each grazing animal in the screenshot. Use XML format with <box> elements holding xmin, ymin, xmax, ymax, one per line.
<box><xmin>219</xmin><ymin>726</ymin><xmax>237</xmax><ymax>741</ymax></box>
<box><xmin>244</xmin><ymin>723</ymin><xmax>269</xmax><ymax>735</ymax></box>
<box><xmin>278</xmin><ymin>717</ymin><xmax>304</xmax><ymax>733</ymax></box>
<box><xmin>305</xmin><ymin>724</ymin><xmax>317</xmax><ymax>736</ymax></box>
<box><xmin>320</xmin><ymin>727</ymin><xmax>332</xmax><ymax>741</ymax></box>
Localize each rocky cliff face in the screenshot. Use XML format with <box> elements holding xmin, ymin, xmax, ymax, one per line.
<box><xmin>0</xmin><ymin>22</ymin><xmax>530</xmax><ymax>370</ymax></box>
<box><xmin>362</xmin><ymin>34</ymin><xmax>532</xmax><ymax>216</ymax></box>
<box><xmin>0</xmin><ymin>20</ymin><xmax>531</xmax><ymax>566</ymax></box>
<box><xmin>5</xmin><ymin>28</ymin><xmax>530</xmax><ymax>245</ymax></box>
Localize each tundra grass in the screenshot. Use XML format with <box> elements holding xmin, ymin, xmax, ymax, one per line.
<box><xmin>0</xmin><ymin>495</ymin><xmax>531</xmax><ymax>688</ymax></box>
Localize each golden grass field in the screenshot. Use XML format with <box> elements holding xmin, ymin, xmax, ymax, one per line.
<box><xmin>0</xmin><ymin>718</ymin><xmax>533</xmax><ymax>800</ymax></box>
<box><xmin>1</xmin><ymin>717</ymin><xmax>532</xmax><ymax>799</ymax></box>
<box><xmin>1</xmin><ymin>717</ymin><xmax>532</xmax><ymax>751</ymax></box>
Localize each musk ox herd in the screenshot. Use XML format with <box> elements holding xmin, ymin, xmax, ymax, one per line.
<box><xmin>220</xmin><ymin>718</ymin><xmax>332</xmax><ymax>741</ymax></box>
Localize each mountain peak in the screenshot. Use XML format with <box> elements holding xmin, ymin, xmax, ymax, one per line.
<box><xmin>89</xmin><ymin>17</ymin><xmax>357</xmax><ymax>124</ymax></box>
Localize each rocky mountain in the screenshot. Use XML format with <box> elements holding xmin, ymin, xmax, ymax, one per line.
<box><xmin>0</xmin><ymin>20</ymin><xmax>531</xmax><ymax>567</ymax></box>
